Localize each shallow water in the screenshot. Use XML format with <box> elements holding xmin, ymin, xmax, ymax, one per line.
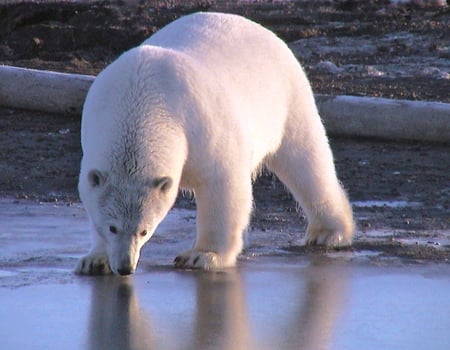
<box><xmin>1</xmin><ymin>199</ymin><xmax>449</xmax><ymax>350</ymax></box>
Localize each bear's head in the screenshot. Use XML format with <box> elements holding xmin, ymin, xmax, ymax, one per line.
<box><xmin>81</xmin><ymin>169</ymin><xmax>177</xmax><ymax>275</ymax></box>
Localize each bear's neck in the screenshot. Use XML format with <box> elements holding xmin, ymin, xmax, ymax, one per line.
<box><xmin>110</xmin><ymin>115</ymin><xmax>187</xmax><ymax>183</ymax></box>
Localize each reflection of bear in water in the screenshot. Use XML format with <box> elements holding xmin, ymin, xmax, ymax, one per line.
<box><xmin>76</xmin><ymin>12</ymin><xmax>354</xmax><ymax>275</ymax></box>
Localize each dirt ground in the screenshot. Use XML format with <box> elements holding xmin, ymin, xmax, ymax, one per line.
<box><xmin>0</xmin><ymin>1</ymin><xmax>449</xmax><ymax>260</ymax></box>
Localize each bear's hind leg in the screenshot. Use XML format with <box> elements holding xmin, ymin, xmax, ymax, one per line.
<box><xmin>267</xmin><ymin>131</ymin><xmax>354</xmax><ymax>247</ymax></box>
<box><xmin>174</xmin><ymin>170</ymin><xmax>253</xmax><ymax>270</ymax></box>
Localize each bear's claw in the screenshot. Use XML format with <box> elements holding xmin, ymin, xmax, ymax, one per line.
<box><xmin>75</xmin><ymin>253</ymin><xmax>112</xmax><ymax>275</ymax></box>
<box><xmin>174</xmin><ymin>250</ymin><xmax>221</xmax><ymax>270</ymax></box>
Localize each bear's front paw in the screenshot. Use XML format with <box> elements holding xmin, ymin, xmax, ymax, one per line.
<box><xmin>75</xmin><ymin>253</ymin><xmax>112</xmax><ymax>275</ymax></box>
<box><xmin>174</xmin><ymin>250</ymin><xmax>223</xmax><ymax>270</ymax></box>
<box><xmin>305</xmin><ymin>229</ymin><xmax>352</xmax><ymax>247</ymax></box>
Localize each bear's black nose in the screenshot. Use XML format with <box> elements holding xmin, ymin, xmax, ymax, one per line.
<box><xmin>117</xmin><ymin>267</ymin><xmax>132</xmax><ymax>275</ymax></box>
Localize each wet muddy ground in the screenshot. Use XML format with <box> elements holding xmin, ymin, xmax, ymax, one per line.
<box><xmin>1</xmin><ymin>108</ymin><xmax>448</xmax><ymax>261</ymax></box>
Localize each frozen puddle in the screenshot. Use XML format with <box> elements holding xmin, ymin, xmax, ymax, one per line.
<box><xmin>1</xmin><ymin>199</ymin><xmax>450</xmax><ymax>350</ymax></box>
<box><xmin>290</xmin><ymin>32</ymin><xmax>450</xmax><ymax>80</ymax></box>
<box><xmin>352</xmin><ymin>200</ymin><xmax>421</xmax><ymax>208</ymax></box>
<box><xmin>1</xmin><ymin>261</ymin><xmax>450</xmax><ymax>350</ymax></box>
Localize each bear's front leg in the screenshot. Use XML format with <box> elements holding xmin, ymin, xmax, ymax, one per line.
<box><xmin>75</xmin><ymin>233</ymin><xmax>112</xmax><ymax>275</ymax></box>
<box><xmin>174</xmin><ymin>173</ymin><xmax>253</xmax><ymax>270</ymax></box>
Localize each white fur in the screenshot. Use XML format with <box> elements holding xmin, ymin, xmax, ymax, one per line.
<box><xmin>75</xmin><ymin>12</ymin><xmax>354</xmax><ymax>275</ymax></box>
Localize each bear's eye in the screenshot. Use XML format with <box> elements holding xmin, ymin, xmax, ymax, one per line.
<box><xmin>109</xmin><ymin>226</ymin><xmax>118</xmax><ymax>234</ymax></box>
<box><xmin>139</xmin><ymin>230</ymin><xmax>148</xmax><ymax>237</ymax></box>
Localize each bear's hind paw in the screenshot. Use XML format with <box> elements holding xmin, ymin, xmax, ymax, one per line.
<box><xmin>174</xmin><ymin>250</ymin><xmax>224</xmax><ymax>270</ymax></box>
<box><xmin>75</xmin><ymin>253</ymin><xmax>112</xmax><ymax>275</ymax></box>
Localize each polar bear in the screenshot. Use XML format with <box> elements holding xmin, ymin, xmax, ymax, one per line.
<box><xmin>75</xmin><ymin>12</ymin><xmax>354</xmax><ymax>275</ymax></box>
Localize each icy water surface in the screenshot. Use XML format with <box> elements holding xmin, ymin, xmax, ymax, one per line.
<box><xmin>1</xmin><ymin>199</ymin><xmax>449</xmax><ymax>350</ymax></box>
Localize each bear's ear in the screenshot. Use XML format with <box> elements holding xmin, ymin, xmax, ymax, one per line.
<box><xmin>87</xmin><ymin>169</ymin><xmax>106</xmax><ymax>188</ymax></box>
<box><xmin>152</xmin><ymin>176</ymin><xmax>173</xmax><ymax>193</ymax></box>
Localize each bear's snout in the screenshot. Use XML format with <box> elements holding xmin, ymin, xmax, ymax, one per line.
<box><xmin>117</xmin><ymin>266</ymin><xmax>133</xmax><ymax>276</ymax></box>
<box><xmin>117</xmin><ymin>258</ymin><xmax>135</xmax><ymax>275</ymax></box>
<box><xmin>112</xmin><ymin>253</ymin><xmax>138</xmax><ymax>275</ymax></box>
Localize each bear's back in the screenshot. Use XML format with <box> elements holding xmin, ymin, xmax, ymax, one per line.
<box><xmin>143</xmin><ymin>12</ymin><xmax>298</xmax><ymax>73</ymax></box>
<box><xmin>142</xmin><ymin>12</ymin><xmax>307</xmax><ymax>164</ymax></box>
